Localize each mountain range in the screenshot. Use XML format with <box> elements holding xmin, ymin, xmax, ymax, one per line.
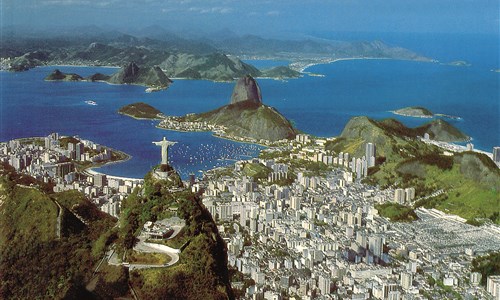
<box><xmin>1</xmin><ymin>26</ymin><xmax>432</xmax><ymax>81</ymax></box>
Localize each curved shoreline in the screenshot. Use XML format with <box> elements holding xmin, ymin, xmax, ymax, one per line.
<box><xmin>300</xmin><ymin>57</ymin><xmax>434</xmax><ymax>73</ymax></box>
<box><xmin>155</xmin><ymin>124</ymin><xmax>271</xmax><ymax>148</ymax></box>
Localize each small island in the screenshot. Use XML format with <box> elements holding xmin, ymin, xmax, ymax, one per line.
<box><xmin>446</xmin><ymin>60</ymin><xmax>471</xmax><ymax>67</ymax></box>
<box><xmin>45</xmin><ymin>69</ymin><xmax>83</xmax><ymax>81</ymax></box>
<box><xmin>45</xmin><ymin>62</ymin><xmax>173</xmax><ymax>91</ymax></box>
<box><xmin>118</xmin><ymin>102</ymin><xmax>164</xmax><ymax>120</ymax></box>
<box><xmin>392</xmin><ymin>106</ymin><xmax>434</xmax><ymax>118</ymax></box>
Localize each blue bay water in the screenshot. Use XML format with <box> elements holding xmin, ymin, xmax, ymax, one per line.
<box><xmin>1</xmin><ymin>43</ymin><xmax>498</xmax><ymax>179</ymax></box>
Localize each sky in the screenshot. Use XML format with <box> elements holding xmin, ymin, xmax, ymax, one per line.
<box><xmin>1</xmin><ymin>0</ymin><xmax>499</xmax><ymax>37</ymax></box>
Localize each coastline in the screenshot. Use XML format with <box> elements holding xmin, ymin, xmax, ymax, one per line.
<box><xmin>298</xmin><ymin>57</ymin><xmax>433</xmax><ymax>73</ymax></box>
<box><xmin>118</xmin><ymin>112</ymin><xmax>163</xmax><ymax>121</ymax></box>
<box><xmin>155</xmin><ymin>124</ymin><xmax>272</xmax><ymax>147</ymax></box>
<box><xmin>390</xmin><ymin>111</ymin><xmax>434</xmax><ymax>119</ymax></box>
<box><xmin>87</xmin><ymin>148</ymin><xmax>145</xmax><ymax>182</ymax></box>
<box><xmin>421</xmin><ymin>138</ymin><xmax>497</xmax><ymax>165</ymax></box>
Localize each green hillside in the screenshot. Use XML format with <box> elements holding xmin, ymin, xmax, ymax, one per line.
<box><xmin>326</xmin><ymin>116</ymin><xmax>499</xmax><ymax>223</ymax></box>
<box><xmin>119</xmin><ymin>166</ymin><xmax>234</xmax><ymax>299</ymax></box>
<box><xmin>261</xmin><ymin>66</ymin><xmax>301</xmax><ymax>78</ymax></box>
<box><xmin>0</xmin><ymin>164</ymin><xmax>124</xmax><ymax>299</ymax></box>
<box><xmin>187</xmin><ymin>100</ymin><xmax>297</xmax><ymax>142</ymax></box>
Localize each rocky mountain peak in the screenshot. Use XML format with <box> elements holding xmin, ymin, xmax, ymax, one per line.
<box><xmin>230</xmin><ymin>75</ymin><xmax>262</xmax><ymax>105</ymax></box>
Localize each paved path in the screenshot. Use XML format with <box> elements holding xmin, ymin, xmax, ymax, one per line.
<box><xmin>107</xmin><ymin>218</ymin><xmax>185</xmax><ymax>270</ymax></box>
<box><xmin>132</xmin><ymin>235</ymin><xmax>180</xmax><ymax>268</ymax></box>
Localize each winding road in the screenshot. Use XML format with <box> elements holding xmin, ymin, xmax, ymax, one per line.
<box><xmin>108</xmin><ymin>220</ymin><xmax>185</xmax><ymax>270</ymax></box>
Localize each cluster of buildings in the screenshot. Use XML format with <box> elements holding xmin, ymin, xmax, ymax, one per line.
<box><xmin>143</xmin><ymin>220</ymin><xmax>174</xmax><ymax>239</ymax></box>
<box><xmin>292</xmin><ymin>135</ymin><xmax>377</xmax><ymax>179</ymax></box>
<box><xmin>158</xmin><ymin>115</ymin><xmax>226</xmax><ymax>135</ymax></box>
<box><xmin>195</xmin><ymin>137</ymin><xmax>500</xmax><ymax>300</ymax></box>
<box><xmin>0</xmin><ymin>133</ymin><xmax>142</xmax><ymax>218</ymax></box>
<box><xmin>393</xmin><ymin>188</ymin><xmax>415</xmax><ymax>205</ymax></box>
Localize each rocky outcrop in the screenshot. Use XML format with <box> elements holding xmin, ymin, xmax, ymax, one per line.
<box><xmin>183</xmin><ymin>75</ymin><xmax>296</xmax><ymax>142</ymax></box>
<box><xmin>230</xmin><ymin>75</ymin><xmax>262</xmax><ymax>104</ymax></box>
<box><xmin>45</xmin><ymin>62</ymin><xmax>172</xmax><ymax>89</ymax></box>
<box><xmin>107</xmin><ymin>62</ymin><xmax>172</xmax><ymax>88</ymax></box>
<box><xmin>45</xmin><ymin>69</ymin><xmax>83</xmax><ymax>81</ymax></box>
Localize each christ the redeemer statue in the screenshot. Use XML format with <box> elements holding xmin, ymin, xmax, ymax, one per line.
<box><xmin>153</xmin><ymin>137</ymin><xmax>177</xmax><ymax>165</ymax></box>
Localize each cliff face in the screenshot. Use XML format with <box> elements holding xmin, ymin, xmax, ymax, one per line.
<box><xmin>230</xmin><ymin>75</ymin><xmax>262</xmax><ymax>104</ymax></box>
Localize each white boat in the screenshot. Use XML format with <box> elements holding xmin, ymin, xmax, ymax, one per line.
<box><xmin>85</xmin><ymin>100</ymin><xmax>97</xmax><ymax>106</ymax></box>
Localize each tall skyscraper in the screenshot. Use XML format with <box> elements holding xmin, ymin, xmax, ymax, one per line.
<box><xmin>369</xmin><ymin>235</ymin><xmax>383</xmax><ymax>257</ymax></box>
<box><xmin>94</xmin><ymin>174</ymin><xmax>107</xmax><ymax>187</ymax></box>
<box><xmin>394</xmin><ymin>188</ymin><xmax>405</xmax><ymax>204</ymax></box>
<box><xmin>76</xmin><ymin>143</ymin><xmax>84</xmax><ymax>161</ymax></box>
<box><xmin>366</xmin><ymin>143</ymin><xmax>376</xmax><ymax>167</ymax></box>
<box><xmin>318</xmin><ymin>273</ymin><xmax>331</xmax><ymax>295</ymax></box>
<box><xmin>401</xmin><ymin>272</ymin><xmax>413</xmax><ymax>290</ymax></box>
<box><xmin>487</xmin><ymin>275</ymin><xmax>500</xmax><ymax>299</ymax></box>
<box><xmin>493</xmin><ymin>147</ymin><xmax>500</xmax><ymax>163</ymax></box>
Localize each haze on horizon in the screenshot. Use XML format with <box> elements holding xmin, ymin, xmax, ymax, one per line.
<box><xmin>2</xmin><ymin>0</ymin><xmax>499</xmax><ymax>38</ymax></box>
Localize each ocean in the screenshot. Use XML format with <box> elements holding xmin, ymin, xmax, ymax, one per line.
<box><xmin>1</xmin><ymin>33</ymin><xmax>498</xmax><ymax>179</ymax></box>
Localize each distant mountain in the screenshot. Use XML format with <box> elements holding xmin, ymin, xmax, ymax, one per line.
<box><xmin>211</xmin><ymin>35</ymin><xmax>431</xmax><ymax>62</ymax></box>
<box><xmin>1</xmin><ymin>29</ymin><xmax>433</xmax><ymax>80</ymax></box>
<box><xmin>159</xmin><ymin>53</ymin><xmax>261</xmax><ymax>81</ymax></box>
<box><xmin>108</xmin><ymin>62</ymin><xmax>172</xmax><ymax>88</ymax></box>
<box><xmin>183</xmin><ymin>76</ymin><xmax>297</xmax><ymax>141</ymax></box>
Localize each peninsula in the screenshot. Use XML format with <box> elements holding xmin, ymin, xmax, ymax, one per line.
<box><xmin>158</xmin><ymin>75</ymin><xmax>298</xmax><ymax>143</ymax></box>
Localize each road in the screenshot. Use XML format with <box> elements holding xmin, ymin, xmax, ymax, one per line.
<box><xmin>133</xmin><ymin>234</ymin><xmax>180</xmax><ymax>266</ymax></box>
<box><xmin>107</xmin><ymin>218</ymin><xmax>185</xmax><ymax>270</ymax></box>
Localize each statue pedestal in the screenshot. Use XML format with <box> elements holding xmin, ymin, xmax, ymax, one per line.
<box><xmin>153</xmin><ymin>164</ymin><xmax>175</xmax><ymax>180</ymax></box>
